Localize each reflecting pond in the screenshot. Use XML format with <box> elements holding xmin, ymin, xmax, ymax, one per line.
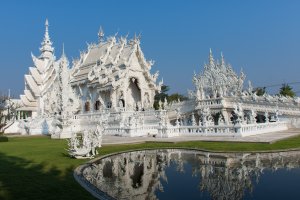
<box><xmin>80</xmin><ymin>149</ymin><xmax>300</xmax><ymax>200</ymax></box>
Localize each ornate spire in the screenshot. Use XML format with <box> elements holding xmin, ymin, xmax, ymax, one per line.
<box><xmin>40</xmin><ymin>19</ymin><xmax>54</xmax><ymax>59</ymax></box>
<box><xmin>45</xmin><ymin>19</ymin><xmax>49</xmax><ymax>36</ymax></box>
<box><xmin>221</xmin><ymin>52</ymin><xmax>225</xmax><ymax>66</ymax></box>
<box><xmin>62</xmin><ymin>43</ymin><xmax>65</xmax><ymax>57</ymax></box>
<box><xmin>59</xmin><ymin>42</ymin><xmax>68</xmax><ymax>62</ymax></box>
<box><xmin>209</xmin><ymin>48</ymin><xmax>214</xmax><ymax>66</ymax></box>
<box><xmin>98</xmin><ymin>26</ymin><xmax>104</xmax><ymax>43</ymax></box>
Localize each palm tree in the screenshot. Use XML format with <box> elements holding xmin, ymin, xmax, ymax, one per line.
<box><xmin>279</xmin><ymin>83</ymin><xmax>296</xmax><ymax>97</ymax></box>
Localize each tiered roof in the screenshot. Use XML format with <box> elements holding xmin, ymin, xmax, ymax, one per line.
<box><xmin>19</xmin><ymin>20</ymin><xmax>57</xmax><ymax>111</ymax></box>
<box><xmin>70</xmin><ymin>31</ymin><xmax>160</xmax><ymax>91</ymax></box>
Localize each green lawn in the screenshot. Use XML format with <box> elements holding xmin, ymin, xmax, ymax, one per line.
<box><xmin>1</xmin><ymin>135</ymin><xmax>300</xmax><ymax>200</ymax></box>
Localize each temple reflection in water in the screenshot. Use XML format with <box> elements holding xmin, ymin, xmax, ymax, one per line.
<box><xmin>81</xmin><ymin>149</ymin><xmax>300</xmax><ymax>200</ymax></box>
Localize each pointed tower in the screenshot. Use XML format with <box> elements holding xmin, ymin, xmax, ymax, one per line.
<box><xmin>209</xmin><ymin>48</ymin><xmax>214</xmax><ymax>66</ymax></box>
<box><xmin>220</xmin><ymin>52</ymin><xmax>225</xmax><ymax>66</ymax></box>
<box><xmin>57</xmin><ymin>45</ymin><xmax>79</xmax><ymax>121</ymax></box>
<box><xmin>19</xmin><ymin>19</ymin><xmax>59</xmax><ymax>118</ymax></box>
<box><xmin>98</xmin><ymin>26</ymin><xmax>104</xmax><ymax>43</ymax></box>
<box><xmin>40</xmin><ymin>19</ymin><xmax>54</xmax><ymax>59</ymax></box>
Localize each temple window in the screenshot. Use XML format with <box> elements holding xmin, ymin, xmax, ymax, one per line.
<box><xmin>84</xmin><ymin>101</ymin><xmax>90</xmax><ymax>112</ymax></box>
<box><xmin>97</xmin><ymin>60</ymin><xmax>101</xmax><ymax>66</ymax></box>
<box><xmin>95</xmin><ymin>100</ymin><xmax>100</xmax><ymax>111</ymax></box>
<box><xmin>119</xmin><ymin>64</ymin><xmax>126</xmax><ymax>70</ymax></box>
<box><xmin>119</xmin><ymin>99</ymin><xmax>125</xmax><ymax>108</ymax></box>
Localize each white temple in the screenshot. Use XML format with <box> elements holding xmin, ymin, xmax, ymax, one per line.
<box><xmin>70</xmin><ymin>27</ymin><xmax>161</xmax><ymax>112</ymax></box>
<box><xmin>3</xmin><ymin>20</ymin><xmax>300</xmax><ymax>138</ymax></box>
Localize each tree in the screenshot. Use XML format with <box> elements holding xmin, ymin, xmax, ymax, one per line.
<box><xmin>153</xmin><ymin>85</ymin><xmax>188</xmax><ymax>110</ymax></box>
<box><xmin>0</xmin><ymin>92</ymin><xmax>20</xmax><ymax>129</ymax></box>
<box><xmin>279</xmin><ymin>84</ymin><xmax>296</xmax><ymax>98</ymax></box>
<box><xmin>168</xmin><ymin>93</ymin><xmax>188</xmax><ymax>103</ymax></box>
<box><xmin>254</xmin><ymin>87</ymin><xmax>266</xmax><ymax>96</ymax></box>
<box><xmin>0</xmin><ymin>94</ymin><xmax>9</xmax><ymax>129</ymax></box>
<box><xmin>153</xmin><ymin>85</ymin><xmax>169</xmax><ymax>110</ymax></box>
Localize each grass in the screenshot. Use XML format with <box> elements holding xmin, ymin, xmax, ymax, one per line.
<box><xmin>0</xmin><ymin>135</ymin><xmax>300</xmax><ymax>200</ymax></box>
<box><xmin>0</xmin><ymin>132</ymin><xmax>8</xmax><ymax>142</ymax></box>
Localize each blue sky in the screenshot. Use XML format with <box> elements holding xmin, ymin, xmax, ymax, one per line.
<box><xmin>1</xmin><ymin>0</ymin><xmax>300</xmax><ymax>96</ymax></box>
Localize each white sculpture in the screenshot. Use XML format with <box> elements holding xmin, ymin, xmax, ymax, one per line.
<box><xmin>156</xmin><ymin>110</ymin><xmax>169</xmax><ymax>127</ymax></box>
<box><xmin>191</xmin><ymin>112</ymin><xmax>197</xmax><ymax>126</ymax></box>
<box><xmin>200</xmin><ymin>107</ymin><xmax>213</xmax><ymax>126</ymax></box>
<box><xmin>248</xmin><ymin>80</ymin><xmax>253</xmax><ymax>94</ymax></box>
<box><xmin>67</xmin><ymin>124</ymin><xmax>104</xmax><ymax>158</ymax></box>
<box><xmin>218</xmin><ymin>114</ymin><xmax>226</xmax><ymax>125</ymax></box>
<box><xmin>50</xmin><ymin>114</ymin><xmax>62</xmax><ymax>137</ymax></box>
<box><xmin>163</xmin><ymin>97</ymin><xmax>168</xmax><ymax>110</ymax></box>
<box><xmin>250</xmin><ymin>110</ymin><xmax>257</xmax><ymax>124</ymax></box>
<box><xmin>175</xmin><ymin>108</ymin><xmax>181</xmax><ymax>126</ymax></box>
<box><xmin>233</xmin><ymin>104</ymin><xmax>244</xmax><ymax>124</ymax></box>
<box><xmin>158</xmin><ymin>100</ymin><xmax>163</xmax><ymax>110</ymax></box>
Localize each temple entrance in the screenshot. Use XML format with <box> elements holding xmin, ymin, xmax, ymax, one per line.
<box><xmin>84</xmin><ymin>101</ymin><xmax>90</xmax><ymax>112</ymax></box>
<box><xmin>256</xmin><ymin>114</ymin><xmax>266</xmax><ymax>123</ymax></box>
<box><xmin>126</xmin><ymin>78</ymin><xmax>141</xmax><ymax>110</ymax></box>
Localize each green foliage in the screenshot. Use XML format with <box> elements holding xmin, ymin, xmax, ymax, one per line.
<box><xmin>153</xmin><ymin>85</ymin><xmax>169</xmax><ymax>110</ymax></box>
<box><xmin>0</xmin><ymin>94</ymin><xmax>21</xmax><ymax>123</ymax></box>
<box><xmin>153</xmin><ymin>85</ymin><xmax>188</xmax><ymax>110</ymax></box>
<box><xmin>279</xmin><ymin>83</ymin><xmax>296</xmax><ymax>97</ymax></box>
<box><xmin>0</xmin><ymin>135</ymin><xmax>8</xmax><ymax>142</ymax></box>
<box><xmin>168</xmin><ymin>93</ymin><xmax>188</xmax><ymax>103</ymax></box>
<box><xmin>254</xmin><ymin>87</ymin><xmax>266</xmax><ymax>96</ymax></box>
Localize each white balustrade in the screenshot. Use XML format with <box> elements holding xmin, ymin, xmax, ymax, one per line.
<box><xmin>69</xmin><ymin>109</ymin><xmax>289</xmax><ymax>138</ymax></box>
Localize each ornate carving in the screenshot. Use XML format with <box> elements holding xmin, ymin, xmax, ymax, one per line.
<box><xmin>193</xmin><ymin>50</ymin><xmax>246</xmax><ymax>100</ymax></box>
<box><xmin>67</xmin><ymin>124</ymin><xmax>104</xmax><ymax>158</ymax></box>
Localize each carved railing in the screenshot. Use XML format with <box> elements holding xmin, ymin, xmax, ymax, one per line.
<box><xmin>196</xmin><ymin>98</ymin><xmax>223</xmax><ymax>107</ymax></box>
<box><xmin>105</xmin><ymin>124</ymin><xmax>159</xmax><ymax>136</ymax></box>
<box><xmin>235</xmin><ymin>121</ymin><xmax>288</xmax><ymax>136</ymax></box>
<box><xmin>190</xmin><ymin>97</ymin><xmax>300</xmax><ymax>117</ymax></box>
<box><xmin>70</xmin><ymin>109</ymin><xmax>289</xmax><ymax>138</ymax></box>
<box><xmin>158</xmin><ymin>125</ymin><xmax>235</xmax><ymax>137</ymax></box>
<box><xmin>158</xmin><ymin>121</ymin><xmax>288</xmax><ymax>137</ymax></box>
<box><xmin>74</xmin><ymin>110</ymin><xmax>160</xmax><ymax>119</ymax></box>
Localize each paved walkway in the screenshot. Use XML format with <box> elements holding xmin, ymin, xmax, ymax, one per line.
<box><xmin>102</xmin><ymin>128</ymin><xmax>300</xmax><ymax>145</ymax></box>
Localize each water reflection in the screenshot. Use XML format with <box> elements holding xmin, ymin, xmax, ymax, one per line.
<box><xmin>81</xmin><ymin>149</ymin><xmax>300</xmax><ymax>200</ymax></box>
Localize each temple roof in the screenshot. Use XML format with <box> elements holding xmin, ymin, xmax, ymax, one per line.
<box><xmin>20</xmin><ymin>95</ymin><xmax>37</xmax><ymax>107</ymax></box>
<box><xmin>24</xmin><ymin>90</ymin><xmax>36</xmax><ymax>102</ymax></box>
<box><xmin>70</xmin><ymin>33</ymin><xmax>156</xmax><ymax>88</ymax></box>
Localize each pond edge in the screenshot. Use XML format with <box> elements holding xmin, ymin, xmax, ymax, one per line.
<box><xmin>74</xmin><ymin>147</ymin><xmax>300</xmax><ymax>200</ymax></box>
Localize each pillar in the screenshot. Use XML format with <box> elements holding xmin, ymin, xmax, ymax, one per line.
<box><xmin>140</xmin><ymin>89</ymin><xmax>144</xmax><ymax>109</ymax></box>
<box><xmin>264</xmin><ymin>112</ymin><xmax>269</xmax><ymax>123</ymax></box>
<box><xmin>221</xmin><ymin>109</ymin><xmax>230</xmax><ymax>125</ymax></box>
